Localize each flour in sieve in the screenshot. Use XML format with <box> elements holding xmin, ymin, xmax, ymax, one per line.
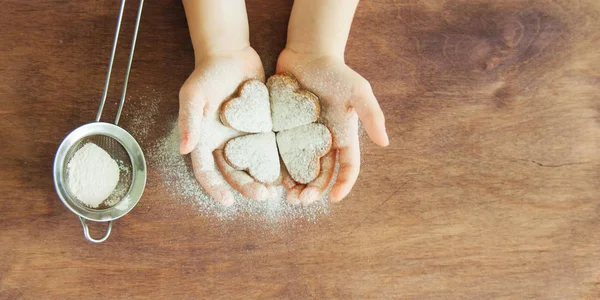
<box><xmin>103</xmin><ymin>160</ymin><xmax>131</xmax><ymax>207</ymax></box>
<box><xmin>67</xmin><ymin>143</ymin><xmax>120</xmax><ymax>208</ymax></box>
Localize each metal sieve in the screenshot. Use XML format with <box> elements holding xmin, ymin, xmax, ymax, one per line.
<box><xmin>53</xmin><ymin>0</ymin><xmax>146</xmax><ymax>243</ymax></box>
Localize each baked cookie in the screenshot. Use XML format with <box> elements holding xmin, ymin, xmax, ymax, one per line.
<box><xmin>224</xmin><ymin>132</ymin><xmax>280</xmax><ymax>184</ymax></box>
<box><xmin>220</xmin><ymin>79</ymin><xmax>272</xmax><ymax>133</ymax></box>
<box><xmin>276</xmin><ymin>123</ymin><xmax>332</xmax><ymax>184</ymax></box>
<box><xmin>267</xmin><ymin>74</ymin><xmax>320</xmax><ymax>132</ymax></box>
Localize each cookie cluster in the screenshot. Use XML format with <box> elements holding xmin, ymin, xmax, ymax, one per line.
<box><xmin>220</xmin><ymin>75</ymin><xmax>332</xmax><ymax>184</ymax></box>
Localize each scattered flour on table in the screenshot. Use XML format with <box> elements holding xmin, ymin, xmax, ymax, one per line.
<box><xmin>149</xmin><ymin>121</ymin><xmax>333</xmax><ymax>222</ymax></box>
<box><xmin>125</xmin><ymin>92</ymin><xmax>159</xmax><ymax>143</ymax></box>
<box><xmin>67</xmin><ymin>143</ymin><xmax>120</xmax><ymax>208</ymax></box>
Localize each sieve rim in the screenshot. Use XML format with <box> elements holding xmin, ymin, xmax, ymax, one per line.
<box><xmin>53</xmin><ymin>122</ymin><xmax>146</xmax><ymax>222</ymax></box>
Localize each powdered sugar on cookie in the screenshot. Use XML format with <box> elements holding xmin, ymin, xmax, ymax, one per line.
<box><xmin>221</xmin><ymin>75</ymin><xmax>332</xmax><ymax>186</ymax></box>
<box><xmin>224</xmin><ymin>132</ymin><xmax>280</xmax><ymax>183</ymax></box>
<box><xmin>267</xmin><ymin>75</ymin><xmax>320</xmax><ymax>132</ymax></box>
<box><xmin>220</xmin><ymin>79</ymin><xmax>272</xmax><ymax>133</ymax></box>
<box><xmin>276</xmin><ymin>123</ymin><xmax>332</xmax><ymax>184</ymax></box>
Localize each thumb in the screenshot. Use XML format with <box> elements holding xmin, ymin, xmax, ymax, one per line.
<box><xmin>178</xmin><ymin>83</ymin><xmax>206</xmax><ymax>154</ymax></box>
<box><xmin>351</xmin><ymin>81</ymin><xmax>389</xmax><ymax>147</ymax></box>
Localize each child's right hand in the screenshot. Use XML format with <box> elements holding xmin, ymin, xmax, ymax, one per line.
<box><xmin>276</xmin><ymin>48</ymin><xmax>388</xmax><ymax>206</ymax></box>
<box><xmin>178</xmin><ymin>47</ymin><xmax>270</xmax><ymax>206</ymax></box>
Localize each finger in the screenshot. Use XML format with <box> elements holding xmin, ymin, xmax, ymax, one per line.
<box><xmin>280</xmin><ymin>165</ymin><xmax>298</xmax><ymax>190</ymax></box>
<box><xmin>191</xmin><ymin>147</ymin><xmax>234</xmax><ymax>206</ymax></box>
<box><xmin>280</xmin><ymin>166</ymin><xmax>302</xmax><ymax>205</ymax></box>
<box><xmin>266</xmin><ymin>185</ymin><xmax>280</xmax><ymax>201</ymax></box>
<box><xmin>214</xmin><ymin>149</ymin><xmax>269</xmax><ymax>201</ymax></box>
<box><xmin>299</xmin><ymin>151</ymin><xmax>336</xmax><ymax>205</ymax></box>
<box><xmin>330</xmin><ymin>140</ymin><xmax>360</xmax><ymax>202</ymax></box>
<box><xmin>286</xmin><ymin>185</ymin><xmax>304</xmax><ymax>206</ymax></box>
<box><xmin>179</xmin><ymin>84</ymin><xmax>206</xmax><ymax>155</ymax></box>
<box><xmin>351</xmin><ymin>82</ymin><xmax>389</xmax><ymax>147</ymax></box>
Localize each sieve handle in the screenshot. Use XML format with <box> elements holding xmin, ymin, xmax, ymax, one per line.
<box><xmin>96</xmin><ymin>0</ymin><xmax>145</xmax><ymax>126</ymax></box>
<box><xmin>79</xmin><ymin>217</ymin><xmax>113</xmax><ymax>243</ymax></box>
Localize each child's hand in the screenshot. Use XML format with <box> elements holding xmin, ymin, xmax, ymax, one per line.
<box><xmin>179</xmin><ymin>47</ymin><xmax>270</xmax><ymax>206</ymax></box>
<box><xmin>276</xmin><ymin>48</ymin><xmax>389</xmax><ymax>205</ymax></box>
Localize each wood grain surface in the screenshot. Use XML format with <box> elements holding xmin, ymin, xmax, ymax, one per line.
<box><xmin>1</xmin><ymin>0</ymin><xmax>599</xmax><ymax>299</ymax></box>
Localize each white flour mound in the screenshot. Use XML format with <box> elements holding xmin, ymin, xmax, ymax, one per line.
<box><xmin>67</xmin><ymin>143</ymin><xmax>120</xmax><ymax>208</ymax></box>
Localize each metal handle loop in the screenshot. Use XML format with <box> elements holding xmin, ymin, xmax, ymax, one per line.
<box><xmin>79</xmin><ymin>217</ymin><xmax>113</xmax><ymax>243</ymax></box>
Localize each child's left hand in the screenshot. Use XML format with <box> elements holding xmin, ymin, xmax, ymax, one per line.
<box><xmin>179</xmin><ymin>47</ymin><xmax>271</xmax><ymax>206</ymax></box>
<box><xmin>276</xmin><ymin>48</ymin><xmax>389</xmax><ymax>205</ymax></box>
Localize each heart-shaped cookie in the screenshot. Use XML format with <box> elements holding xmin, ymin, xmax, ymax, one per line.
<box><xmin>276</xmin><ymin>123</ymin><xmax>332</xmax><ymax>184</ymax></box>
<box><xmin>224</xmin><ymin>132</ymin><xmax>280</xmax><ymax>184</ymax></box>
<box><xmin>267</xmin><ymin>75</ymin><xmax>320</xmax><ymax>132</ymax></box>
<box><xmin>220</xmin><ymin>79</ymin><xmax>272</xmax><ymax>133</ymax></box>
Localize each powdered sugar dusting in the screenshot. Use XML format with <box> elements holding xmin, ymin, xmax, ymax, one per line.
<box><xmin>125</xmin><ymin>86</ymin><xmax>334</xmax><ymax>222</ymax></box>
<box><xmin>197</xmin><ymin>113</ymin><xmax>240</xmax><ymax>153</ymax></box>
<box><xmin>224</xmin><ymin>132</ymin><xmax>280</xmax><ymax>183</ymax></box>
<box><xmin>221</xmin><ymin>80</ymin><xmax>272</xmax><ymax>133</ymax></box>
<box><xmin>268</xmin><ymin>75</ymin><xmax>319</xmax><ymax>131</ymax></box>
<box><xmin>126</xmin><ymin>92</ymin><xmax>159</xmax><ymax>143</ymax></box>
<box><xmin>149</xmin><ymin>121</ymin><xmax>332</xmax><ymax>222</ymax></box>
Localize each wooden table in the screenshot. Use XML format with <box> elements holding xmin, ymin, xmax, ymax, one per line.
<box><xmin>2</xmin><ymin>0</ymin><xmax>599</xmax><ymax>298</ymax></box>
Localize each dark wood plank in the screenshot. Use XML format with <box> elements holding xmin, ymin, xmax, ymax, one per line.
<box><xmin>1</xmin><ymin>0</ymin><xmax>599</xmax><ymax>298</ymax></box>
